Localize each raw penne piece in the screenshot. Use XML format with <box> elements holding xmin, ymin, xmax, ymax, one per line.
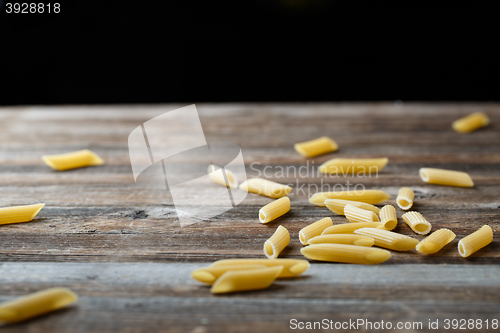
<box><xmin>264</xmin><ymin>226</ymin><xmax>290</xmax><ymax>259</ymax></box>
<box><xmin>325</xmin><ymin>199</ymin><xmax>380</xmax><ymax>215</ymax></box>
<box><xmin>300</xmin><ymin>244</ymin><xmax>391</xmax><ymax>265</ymax></box>
<box><xmin>379</xmin><ymin>205</ymin><xmax>397</xmax><ymax>230</ymax></box>
<box><xmin>191</xmin><ymin>265</ymin><xmax>266</xmax><ymax>285</ymax></box>
<box><xmin>402</xmin><ymin>211</ymin><xmax>432</xmax><ymax>235</ymax></box>
<box><xmin>354</xmin><ymin>228</ymin><xmax>419</xmax><ymax>251</ymax></box>
<box><xmin>42</xmin><ymin>149</ymin><xmax>104</xmax><ymax>171</ymax></box>
<box><xmin>458</xmin><ymin>225</ymin><xmax>493</xmax><ymax>258</ymax></box>
<box><xmin>322</xmin><ymin>222</ymin><xmax>380</xmax><ymax>235</ymax></box>
<box><xmin>396</xmin><ymin>187</ymin><xmax>414</xmax><ymax>210</ymax></box>
<box><xmin>416</xmin><ymin>228</ymin><xmax>456</xmax><ymax>254</ymax></box>
<box><xmin>208</xmin><ymin>164</ymin><xmax>238</xmax><ymax>189</ymax></box>
<box><xmin>419</xmin><ymin>168</ymin><xmax>474</xmax><ymax>188</ymax></box>
<box><xmin>239</xmin><ymin>178</ymin><xmax>292</xmax><ymax>199</ymax></box>
<box><xmin>309</xmin><ymin>190</ymin><xmax>390</xmax><ymax>207</ymax></box>
<box><xmin>319</xmin><ymin>158</ymin><xmax>388</xmax><ymax>175</ymax></box>
<box><xmin>452</xmin><ymin>112</ymin><xmax>490</xmax><ymax>133</ymax></box>
<box><xmin>259</xmin><ymin>197</ymin><xmax>290</xmax><ymax>223</ymax></box>
<box><xmin>0</xmin><ymin>204</ymin><xmax>45</xmax><ymax>225</ymax></box>
<box><xmin>344</xmin><ymin>204</ymin><xmax>379</xmax><ymax>223</ymax></box>
<box><xmin>0</xmin><ymin>288</ymin><xmax>77</xmax><ymax>324</ymax></box>
<box><xmin>294</xmin><ymin>136</ymin><xmax>338</xmax><ymax>158</ymax></box>
<box><xmin>308</xmin><ymin>234</ymin><xmax>375</xmax><ymax>247</ymax></box>
<box><xmin>299</xmin><ymin>217</ymin><xmax>333</xmax><ymax>245</ymax></box>
<box><xmin>211</xmin><ymin>266</ymin><xmax>283</xmax><ymax>294</ymax></box>
<box><xmin>210</xmin><ymin>259</ymin><xmax>310</xmax><ymax>278</ymax></box>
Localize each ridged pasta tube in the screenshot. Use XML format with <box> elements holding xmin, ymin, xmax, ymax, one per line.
<box><xmin>354</xmin><ymin>228</ymin><xmax>419</xmax><ymax>251</ymax></box>
<box><xmin>294</xmin><ymin>136</ymin><xmax>338</xmax><ymax>157</ymax></box>
<box><xmin>300</xmin><ymin>244</ymin><xmax>391</xmax><ymax>265</ymax></box>
<box><xmin>325</xmin><ymin>199</ymin><xmax>380</xmax><ymax>215</ymax></box>
<box><xmin>239</xmin><ymin>178</ymin><xmax>292</xmax><ymax>198</ymax></box>
<box><xmin>396</xmin><ymin>187</ymin><xmax>414</xmax><ymax>210</ymax></box>
<box><xmin>191</xmin><ymin>264</ymin><xmax>266</xmax><ymax>285</ymax></box>
<box><xmin>344</xmin><ymin>204</ymin><xmax>379</xmax><ymax>223</ymax></box>
<box><xmin>208</xmin><ymin>164</ymin><xmax>238</xmax><ymax>189</ymax></box>
<box><xmin>42</xmin><ymin>149</ymin><xmax>104</xmax><ymax>171</ymax></box>
<box><xmin>321</xmin><ymin>222</ymin><xmax>380</xmax><ymax>235</ymax></box>
<box><xmin>259</xmin><ymin>197</ymin><xmax>290</xmax><ymax>223</ymax></box>
<box><xmin>308</xmin><ymin>234</ymin><xmax>375</xmax><ymax>247</ymax></box>
<box><xmin>264</xmin><ymin>226</ymin><xmax>290</xmax><ymax>259</ymax></box>
<box><xmin>402</xmin><ymin>211</ymin><xmax>432</xmax><ymax>235</ymax></box>
<box><xmin>211</xmin><ymin>266</ymin><xmax>283</xmax><ymax>294</ymax></box>
<box><xmin>0</xmin><ymin>204</ymin><xmax>45</xmax><ymax>225</ymax></box>
<box><xmin>210</xmin><ymin>259</ymin><xmax>310</xmax><ymax>278</ymax></box>
<box><xmin>299</xmin><ymin>217</ymin><xmax>333</xmax><ymax>245</ymax></box>
<box><xmin>379</xmin><ymin>205</ymin><xmax>397</xmax><ymax>230</ymax></box>
<box><xmin>319</xmin><ymin>158</ymin><xmax>388</xmax><ymax>175</ymax></box>
<box><xmin>416</xmin><ymin>228</ymin><xmax>456</xmax><ymax>254</ymax></box>
<box><xmin>419</xmin><ymin>168</ymin><xmax>474</xmax><ymax>188</ymax></box>
<box><xmin>309</xmin><ymin>190</ymin><xmax>390</xmax><ymax>207</ymax></box>
<box><xmin>452</xmin><ymin>112</ymin><xmax>490</xmax><ymax>133</ymax></box>
<box><xmin>458</xmin><ymin>225</ymin><xmax>493</xmax><ymax>258</ymax></box>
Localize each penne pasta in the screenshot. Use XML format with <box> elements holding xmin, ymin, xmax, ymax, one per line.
<box><xmin>325</xmin><ymin>199</ymin><xmax>380</xmax><ymax>216</ymax></box>
<box><xmin>210</xmin><ymin>258</ymin><xmax>310</xmax><ymax>278</ymax></box>
<box><xmin>259</xmin><ymin>197</ymin><xmax>290</xmax><ymax>223</ymax></box>
<box><xmin>42</xmin><ymin>149</ymin><xmax>104</xmax><ymax>171</ymax></box>
<box><xmin>264</xmin><ymin>225</ymin><xmax>290</xmax><ymax>259</ymax></box>
<box><xmin>299</xmin><ymin>217</ymin><xmax>333</xmax><ymax>245</ymax></box>
<box><xmin>308</xmin><ymin>234</ymin><xmax>375</xmax><ymax>247</ymax></box>
<box><xmin>354</xmin><ymin>228</ymin><xmax>419</xmax><ymax>251</ymax></box>
<box><xmin>300</xmin><ymin>243</ymin><xmax>391</xmax><ymax>265</ymax></box>
<box><xmin>211</xmin><ymin>266</ymin><xmax>283</xmax><ymax>294</ymax></box>
<box><xmin>208</xmin><ymin>164</ymin><xmax>238</xmax><ymax>189</ymax></box>
<box><xmin>191</xmin><ymin>264</ymin><xmax>266</xmax><ymax>285</ymax></box>
<box><xmin>402</xmin><ymin>211</ymin><xmax>432</xmax><ymax>235</ymax></box>
<box><xmin>419</xmin><ymin>168</ymin><xmax>474</xmax><ymax>188</ymax></box>
<box><xmin>239</xmin><ymin>178</ymin><xmax>292</xmax><ymax>199</ymax></box>
<box><xmin>379</xmin><ymin>205</ymin><xmax>397</xmax><ymax>230</ymax></box>
<box><xmin>322</xmin><ymin>222</ymin><xmax>380</xmax><ymax>235</ymax></box>
<box><xmin>309</xmin><ymin>190</ymin><xmax>390</xmax><ymax>207</ymax></box>
<box><xmin>452</xmin><ymin>112</ymin><xmax>490</xmax><ymax>133</ymax></box>
<box><xmin>0</xmin><ymin>204</ymin><xmax>45</xmax><ymax>225</ymax></box>
<box><xmin>294</xmin><ymin>136</ymin><xmax>338</xmax><ymax>158</ymax></box>
<box><xmin>319</xmin><ymin>158</ymin><xmax>388</xmax><ymax>175</ymax></box>
<box><xmin>458</xmin><ymin>225</ymin><xmax>493</xmax><ymax>258</ymax></box>
<box><xmin>416</xmin><ymin>228</ymin><xmax>456</xmax><ymax>254</ymax></box>
<box><xmin>0</xmin><ymin>288</ymin><xmax>77</xmax><ymax>324</ymax></box>
<box><xmin>396</xmin><ymin>187</ymin><xmax>414</xmax><ymax>210</ymax></box>
<box><xmin>344</xmin><ymin>204</ymin><xmax>379</xmax><ymax>223</ymax></box>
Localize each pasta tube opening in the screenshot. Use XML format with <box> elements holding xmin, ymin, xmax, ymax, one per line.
<box><xmin>258</xmin><ymin>197</ymin><xmax>290</xmax><ymax>223</ymax></box>
<box><xmin>379</xmin><ymin>205</ymin><xmax>397</xmax><ymax>230</ymax></box>
<box><xmin>396</xmin><ymin>187</ymin><xmax>414</xmax><ymax>210</ymax></box>
<box><xmin>458</xmin><ymin>225</ymin><xmax>493</xmax><ymax>258</ymax></box>
<box><xmin>263</xmin><ymin>225</ymin><xmax>290</xmax><ymax>259</ymax></box>
<box><xmin>402</xmin><ymin>211</ymin><xmax>432</xmax><ymax>235</ymax></box>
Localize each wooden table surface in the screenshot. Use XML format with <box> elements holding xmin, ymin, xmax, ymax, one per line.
<box><xmin>0</xmin><ymin>103</ymin><xmax>499</xmax><ymax>332</ymax></box>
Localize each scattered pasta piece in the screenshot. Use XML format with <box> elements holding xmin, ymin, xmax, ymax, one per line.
<box><xmin>0</xmin><ymin>288</ymin><xmax>77</xmax><ymax>324</ymax></box>
<box><xmin>354</xmin><ymin>228</ymin><xmax>419</xmax><ymax>251</ymax></box>
<box><xmin>211</xmin><ymin>266</ymin><xmax>283</xmax><ymax>294</ymax></box>
<box><xmin>239</xmin><ymin>178</ymin><xmax>292</xmax><ymax>198</ymax></box>
<box><xmin>300</xmin><ymin>243</ymin><xmax>391</xmax><ymax>265</ymax></box>
<box><xmin>416</xmin><ymin>228</ymin><xmax>456</xmax><ymax>254</ymax></box>
<box><xmin>402</xmin><ymin>211</ymin><xmax>432</xmax><ymax>235</ymax></box>
<box><xmin>322</xmin><ymin>222</ymin><xmax>380</xmax><ymax>235</ymax></box>
<box><xmin>191</xmin><ymin>264</ymin><xmax>266</xmax><ymax>285</ymax></box>
<box><xmin>325</xmin><ymin>199</ymin><xmax>380</xmax><ymax>215</ymax></box>
<box><xmin>309</xmin><ymin>190</ymin><xmax>390</xmax><ymax>207</ymax></box>
<box><xmin>419</xmin><ymin>168</ymin><xmax>474</xmax><ymax>188</ymax></box>
<box><xmin>344</xmin><ymin>204</ymin><xmax>379</xmax><ymax>223</ymax></box>
<box><xmin>319</xmin><ymin>158</ymin><xmax>388</xmax><ymax>175</ymax></box>
<box><xmin>294</xmin><ymin>136</ymin><xmax>338</xmax><ymax>157</ymax></box>
<box><xmin>396</xmin><ymin>187</ymin><xmax>414</xmax><ymax>210</ymax></box>
<box><xmin>264</xmin><ymin>226</ymin><xmax>290</xmax><ymax>259</ymax></box>
<box><xmin>458</xmin><ymin>225</ymin><xmax>493</xmax><ymax>258</ymax></box>
<box><xmin>452</xmin><ymin>112</ymin><xmax>490</xmax><ymax>133</ymax></box>
<box><xmin>0</xmin><ymin>204</ymin><xmax>45</xmax><ymax>225</ymax></box>
<box><xmin>308</xmin><ymin>234</ymin><xmax>375</xmax><ymax>247</ymax></box>
<box><xmin>379</xmin><ymin>205</ymin><xmax>397</xmax><ymax>230</ymax></box>
<box><xmin>259</xmin><ymin>197</ymin><xmax>290</xmax><ymax>223</ymax></box>
<box><xmin>208</xmin><ymin>164</ymin><xmax>238</xmax><ymax>189</ymax></box>
<box><xmin>42</xmin><ymin>149</ymin><xmax>104</xmax><ymax>171</ymax></box>
<box><xmin>299</xmin><ymin>217</ymin><xmax>333</xmax><ymax>245</ymax></box>
<box><xmin>210</xmin><ymin>258</ymin><xmax>310</xmax><ymax>278</ymax></box>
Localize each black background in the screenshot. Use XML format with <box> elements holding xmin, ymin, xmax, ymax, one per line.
<box><xmin>0</xmin><ymin>1</ymin><xmax>498</xmax><ymax>105</ymax></box>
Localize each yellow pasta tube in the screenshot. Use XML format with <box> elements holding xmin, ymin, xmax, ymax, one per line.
<box><xmin>325</xmin><ymin>199</ymin><xmax>380</xmax><ymax>215</ymax></box>
<box><xmin>308</xmin><ymin>234</ymin><xmax>374</xmax><ymax>247</ymax></box>
<box><xmin>354</xmin><ymin>228</ymin><xmax>419</xmax><ymax>251</ymax></box>
<box><xmin>378</xmin><ymin>205</ymin><xmax>397</xmax><ymax>230</ymax></box>
<box><xmin>264</xmin><ymin>225</ymin><xmax>290</xmax><ymax>259</ymax></box>
<box><xmin>419</xmin><ymin>168</ymin><xmax>474</xmax><ymax>188</ymax></box>
<box><xmin>344</xmin><ymin>204</ymin><xmax>380</xmax><ymax>223</ymax></box>
<box><xmin>396</xmin><ymin>187</ymin><xmax>414</xmax><ymax>210</ymax></box>
<box><xmin>208</xmin><ymin>164</ymin><xmax>238</xmax><ymax>189</ymax></box>
<box><xmin>239</xmin><ymin>178</ymin><xmax>292</xmax><ymax>199</ymax></box>
<box><xmin>294</xmin><ymin>136</ymin><xmax>338</xmax><ymax>157</ymax></box>
<box><xmin>458</xmin><ymin>225</ymin><xmax>493</xmax><ymax>258</ymax></box>
<box><xmin>191</xmin><ymin>264</ymin><xmax>266</xmax><ymax>285</ymax></box>
<box><xmin>210</xmin><ymin>258</ymin><xmax>310</xmax><ymax>278</ymax></box>
<box><xmin>402</xmin><ymin>211</ymin><xmax>432</xmax><ymax>235</ymax></box>
<box><xmin>42</xmin><ymin>149</ymin><xmax>104</xmax><ymax>171</ymax></box>
<box><xmin>322</xmin><ymin>222</ymin><xmax>380</xmax><ymax>235</ymax></box>
<box><xmin>299</xmin><ymin>217</ymin><xmax>333</xmax><ymax>245</ymax></box>
<box><xmin>416</xmin><ymin>228</ymin><xmax>456</xmax><ymax>254</ymax></box>
<box><xmin>300</xmin><ymin>244</ymin><xmax>391</xmax><ymax>265</ymax></box>
<box><xmin>0</xmin><ymin>204</ymin><xmax>45</xmax><ymax>225</ymax></box>
<box><xmin>0</xmin><ymin>288</ymin><xmax>77</xmax><ymax>324</ymax></box>
<box><xmin>319</xmin><ymin>157</ymin><xmax>388</xmax><ymax>175</ymax></box>
<box><xmin>211</xmin><ymin>266</ymin><xmax>283</xmax><ymax>294</ymax></box>
<box><xmin>452</xmin><ymin>112</ymin><xmax>490</xmax><ymax>133</ymax></box>
<box><xmin>309</xmin><ymin>190</ymin><xmax>390</xmax><ymax>207</ymax></box>
<box><xmin>259</xmin><ymin>197</ymin><xmax>290</xmax><ymax>223</ymax></box>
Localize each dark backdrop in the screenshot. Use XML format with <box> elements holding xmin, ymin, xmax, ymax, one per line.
<box><xmin>0</xmin><ymin>1</ymin><xmax>498</xmax><ymax>105</ymax></box>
